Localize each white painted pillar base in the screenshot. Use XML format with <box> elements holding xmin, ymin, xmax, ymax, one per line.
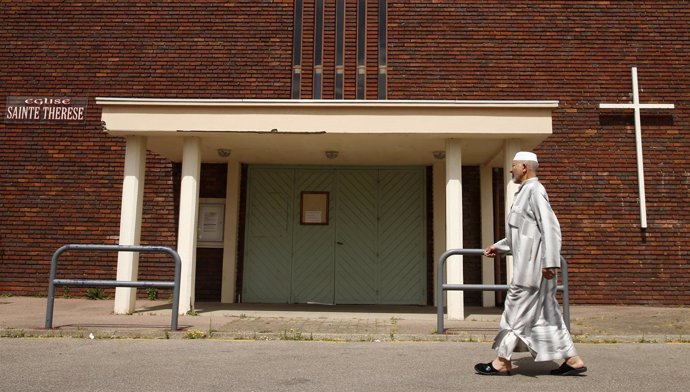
<box><xmin>221</xmin><ymin>161</ymin><xmax>241</xmax><ymax>303</ymax></box>
<box><xmin>480</xmin><ymin>164</ymin><xmax>496</xmax><ymax>307</ymax></box>
<box><xmin>114</xmin><ymin>136</ymin><xmax>147</xmax><ymax>315</ymax></box>
<box><xmin>504</xmin><ymin>140</ymin><xmax>521</xmax><ymax>285</ymax></box>
<box><xmin>432</xmin><ymin>160</ymin><xmax>446</xmax><ymax>307</ymax></box>
<box><xmin>177</xmin><ymin>137</ymin><xmax>201</xmax><ymax>314</ymax></box>
<box><xmin>445</xmin><ymin>140</ymin><xmax>464</xmax><ymax>320</ymax></box>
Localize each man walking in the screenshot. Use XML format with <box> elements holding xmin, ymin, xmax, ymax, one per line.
<box><xmin>475</xmin><ymin>151</ymin><xmax>587</xmax><ymax>376</ymax></box>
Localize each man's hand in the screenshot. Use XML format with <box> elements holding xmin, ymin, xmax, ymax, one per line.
<box><xmin>484</xmin><ymin>245</ymin><xmax>497</xmax><ymax>257</ymax></box>
<box><xmin>542</xmin><ymin>267</ymin><xmax>558</xmax><ymax>280</ymax></box>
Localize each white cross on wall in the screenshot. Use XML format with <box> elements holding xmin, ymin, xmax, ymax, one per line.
<box><xmin>599</xmin><ymin>67</ymin><xmax>674</xmax><ymax>229</ymax></box>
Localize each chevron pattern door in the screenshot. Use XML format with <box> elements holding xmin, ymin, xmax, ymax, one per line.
<box><xmin>291</xmin><ymin>170</ymin><xmax>336</xmax><ymax>304</ymax></box>
<box><xmin>242</xmin><ymin>168</ymin><xmax>294</xmax><ymax>303</ymax></box>
<box><xmin>242</xmin><ymin>166</ymin><xmax>426</xmax><ymax>305</ymax></box>
<box><xmin>378</xmin><ymin>169</ymin><xmax>427</xmax><ymax>304</ymax></box>
<box><xmin>334</xmin><ymin>170</ymin><xmax>378</xmax><ymax>304</ymax></box>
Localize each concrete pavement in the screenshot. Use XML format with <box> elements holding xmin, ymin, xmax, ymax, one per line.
<box><xmin>1</xmin><ymin>296</ymin><xmax>689</xmax><ymax>342</ymax></box>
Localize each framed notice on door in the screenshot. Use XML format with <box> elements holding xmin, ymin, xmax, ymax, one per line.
<box><xmin>301</xmin><ymin>191</ymin><xmax>329</xmax><ymax>225</ymax></box>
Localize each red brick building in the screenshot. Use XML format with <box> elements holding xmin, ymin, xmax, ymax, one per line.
<box><xmin>1</xmin><ymin>1</ymin><xmax>688</xmax><ymax>313</ymax></box>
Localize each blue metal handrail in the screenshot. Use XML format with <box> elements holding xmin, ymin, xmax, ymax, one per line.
<box><xmin>436</xmin><ymin>248</ymin><xmax>570</xmax><ymax>334</ymax></box>
<box><xmin>45</xmin><ymin>244</ymin><xmax>181</xmax><ymax>331</ymax></box>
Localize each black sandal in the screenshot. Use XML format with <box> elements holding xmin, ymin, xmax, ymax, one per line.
<box><xmin>550</xmin><ymin>362</ymin><xmax>587</xmax><ymax>376</ymax></box>
<box><xmin>474</xmin><ymin>362</ymin><xmax>511</xmax><ymax>376</ymax></box>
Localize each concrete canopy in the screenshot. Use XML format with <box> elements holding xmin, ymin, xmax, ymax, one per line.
<box><xmin>97</xmin><ymin>97</ymin><xmax>558</xmax><ymax>317</ymax></box>
<box><xmin>96</xmin><ymin>98</ymin><xmax>558</xmax><ymax>166</ymax></box>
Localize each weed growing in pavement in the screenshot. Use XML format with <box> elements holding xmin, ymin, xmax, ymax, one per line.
<box><xmin>147</xmin><ymin>287</ymin><xmax>158</xmax><ymax>300</ymax></box>
<box><xmin>208</xmin><ymin>318</ymin><xmax>217</xmax><ymax>336</ymax></box>
<box><xmin>1</xmin><ymin>329</ymin><xmax>26</xmax><ymax>338</ymax></box>
<box><xmin>185</xmin><ymin>329</ymin><xmax>207</xmax><ymax>339</ymax></box>
<box><xmin>389</xmin><ymin>317</ymin><xmax>399</xmax><ymax>340</ymax></box>
<box><xmin>280</xmin><ymin>329</ymin><xmax>313</xmax><ymax>341</ymax></box>
<box><xmin>85</xmin><ymin>288</ymin><xmax>105</xmax><ymax>300</ymax></box>
<box><xmin>637</xmin><ymin>334</ymin><xmax>657</xmax><ymax>343</ymax></box>
<box><xmin>572</xmin><ymin>335</ymin><xmax>607</xmax><ymax>343</ymax></box>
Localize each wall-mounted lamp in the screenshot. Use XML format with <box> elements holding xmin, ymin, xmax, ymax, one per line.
<box><xmin>433</xmin><ymin>150</ymin><xmax>446</xmax><ymax>159</ymax></box>
<box><xmin>325</xmin><ymin>150</ymin><xmax>339</xmax><ymax>159</ymax></box>
<box><xmin>217</xmin><ymin>148</ymin><xmax>232</xmax><ymax>158</ymax></box>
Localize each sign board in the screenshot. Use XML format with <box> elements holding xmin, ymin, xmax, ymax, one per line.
<box><xmin>197</xmin><ymin>198</ymin><xmax>226</xmax><ymax>248</ymax></box>
<box><xmin>5</xmin><ymin>96</ymin><xmax>88</xmax><ymax>123</ymax></box>
<box><xmin>300</xmin><ymin>191</ymin><xmax>329</xmax><ymax>225</ymax></box>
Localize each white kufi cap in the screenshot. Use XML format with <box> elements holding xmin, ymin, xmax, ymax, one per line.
<box><xmin>513</xmin><ymin>151</ymin><xmax>538</xmax><ymax>163</ymax></box>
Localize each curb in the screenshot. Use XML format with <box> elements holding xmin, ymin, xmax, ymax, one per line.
<box><xmin>572</xmin><ymin>334</ymin><xmax>690</xmax><ymax>344</ymax></box>
<box><xmin>3</xmin><ymin>327</ymin><xmax>688</xmax><ymax>344</ymax></box>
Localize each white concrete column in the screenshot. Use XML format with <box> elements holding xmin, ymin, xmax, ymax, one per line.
<box><xmin>445</xmin><ymin>139</ymin><xmax>464</xmax><ymax>320</ymax></box>
<box><xmin>480</xmin><ymin>163</ymin><xmax>496</xmax><ymax>307</ymax></box>
<box><xmin>114</xmin><ymin>136</ymin><xmax>147</xmax><ymax>314</ymax></box>
<box><xmin>504</xmin><ymin>140</ymin><xmax>521</xmax><ymax>285</ymax></box>
<box><xmin>432</xmin><ymin>159</ymin><xmax>446</xmax><ymax>307</ymax></box>
<box><xmin>177</xmin><ymin>137</ymin><xmax>201</xmax><ymax>314</ymax></box>
<box><xmin>221</xmin><ymin>161</ymin><xmax>241</xmax><ymax>303</ymax></box>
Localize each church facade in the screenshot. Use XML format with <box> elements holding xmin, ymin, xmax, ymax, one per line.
<box><xmin>2</xmin><ymin>1</ymin><xmax>688</xmax><ymax>314</ymax></box>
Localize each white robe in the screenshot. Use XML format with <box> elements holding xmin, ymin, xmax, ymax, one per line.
<box><xmin>492</xmin><ymin>177</ymin><xmax>577</xmax><ymax>361</ymax></box>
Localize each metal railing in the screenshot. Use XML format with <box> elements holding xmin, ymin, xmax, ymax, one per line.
<box><xmin>436</xmin><ymin>248</ymin><xmax>570</xmax><ymax>334</ymax></box>
<box><xmin>45</xmin><ymin>244</ymin><xmax>182</xmax><ymax>331</ymax></box>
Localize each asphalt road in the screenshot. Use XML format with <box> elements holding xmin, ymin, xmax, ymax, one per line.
<box><xmin>1</xmin><ymin>339</ymin><xmax>688</xmax><ymax>392</ymax></box>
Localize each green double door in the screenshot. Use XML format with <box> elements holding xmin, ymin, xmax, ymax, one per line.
<box><xmin>242</xmin><ymin>166</ymin><xmax>426</xmax><ymax>305</ymax></box>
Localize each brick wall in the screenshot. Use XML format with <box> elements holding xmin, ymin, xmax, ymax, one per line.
<box><xmin>0</xmin><ymin>0</ymin><xmax>293</xmax><ymax>297</ymax></box>
<box><xmin>195</xmin><ymin>163</ymin><xmax>228</xmax><ymax>301</ymax></box>
<box><xmin>1</xmin><ymin>1</ymin><xmax>688</xmax><ymax>305</ymax></box>
<box><xmin>461</xmin><ymin>166</ymin><xmax>482</xmax><ymax>306</ymax></box>
<box><xmin>387</xmin><ymin>1</ymin><xmax>690</xmax><ymax>305</ymax></box>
